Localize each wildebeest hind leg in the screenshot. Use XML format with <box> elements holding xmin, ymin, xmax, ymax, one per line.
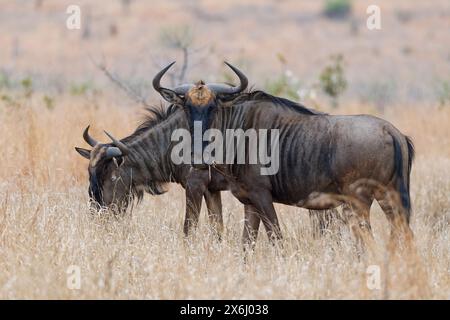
<box><xmin>249</xmin><ymin>191</ymin><xmax>282</xmax><ymax>245</ymax></box>
<box><xmin>377</xmin><ymin>196</ymin><xmax>414</xmax><ymax>249</ymax></box>
<box><xmin>346</xmin><ymin>198</ymin><xmax>375</xmax><ymax>254</ymax></box>
<box><xmin>309</xmin><ymin>208</ymin><xmax>339</xmax><ymax>239</ymax></box>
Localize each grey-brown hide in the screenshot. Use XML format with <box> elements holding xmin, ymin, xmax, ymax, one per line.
<box><xmin>206</xmin><ymin>91</ymin><xmax>415</xmax><ymax>246</ymax></box>
<box><xmin>75</xmin><ymin>108</ymin><xmax>231</xmax><ymax>239</ymax></box>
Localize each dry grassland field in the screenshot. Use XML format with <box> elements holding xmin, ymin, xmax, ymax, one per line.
<box><xmin>0</xmin><ymin>0</ymin><xmax>449</xmax><ymax>300</ymax></box>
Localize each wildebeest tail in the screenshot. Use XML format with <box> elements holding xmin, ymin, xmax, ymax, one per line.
<box><xmin>390</xmin><ymin>133</ymin><xmax>414</xmax><ymax>223</ymax></box>
<box><xmin>405</xmin><ymin>135</ymin><xmax>415</xmax><ymax>192</ymax></box>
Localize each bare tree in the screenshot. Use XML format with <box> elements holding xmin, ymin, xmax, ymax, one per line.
<box><xmin>90</xmin><ymin>56</ymin><xmax>151</xmax><ymax>108</ymax></box>
<box><xmin>90</xmin><ymin>26</ymin><xmax>200</xmax><ymax>107</ymax></box>
<box><xmin>158</xmin><ymin>26</ymin><xmax>194</xmax><ymax>85</ymax></box>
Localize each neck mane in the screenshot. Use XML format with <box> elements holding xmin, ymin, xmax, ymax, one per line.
<box><xmin>223</xmin><ymin>90</ymin><xmax>325</xmax><ymax>116</ymax></box>
<box><xmin>211</xmin><ymin>90</ymin><xmax>324</xmax><ymax>132</ymax></box>
<box><xmin>120</xmin><ymin>105</ymin><xmax>188</xmax><ymax>193</ymax></box>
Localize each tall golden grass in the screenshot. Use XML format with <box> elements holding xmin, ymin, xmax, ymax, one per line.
<box><xmin>0</xmin><ymin>94</ymin><xmax>448</xmax><ymax>299</ymax></box>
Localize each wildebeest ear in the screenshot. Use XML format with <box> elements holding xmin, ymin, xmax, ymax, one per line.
<box><xmin>75</xmin><ymin>147</ymin><xmax>91</xmax><ymax>159</ymax></box>
<box><xmin>159</xmin><ymin>88</ymin><xmax>183</xmax><ymax>104</ymax></box>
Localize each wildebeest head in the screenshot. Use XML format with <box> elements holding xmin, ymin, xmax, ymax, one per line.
<box><xmin>75</xmin><ymin>126</ymin><xmax>142</xmax><ymax>213</ymax></box>
<box><xmin>152</xmin><ymin>61</ymin><xmax>248</xmax><ymax>107</ymax></box>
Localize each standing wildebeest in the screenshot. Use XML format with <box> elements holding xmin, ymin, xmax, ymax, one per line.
<box><xmin>75</xmin><ymin>64</ymin><xmax>414</xmax><ymax>249</ymax></box>
<box><xmin>151</xmin><ymin>63</ymin><xmax>415</xmax><ymax>247</ymax></box>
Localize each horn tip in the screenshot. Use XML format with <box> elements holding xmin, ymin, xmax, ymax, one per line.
<box><xmin>165</xmin><ymin>61</ymin><xmax>176</xmax><ymax>69</ymax></box>
<box><xmin>104</xmin><ymin>130</ymin><xmax>112</xmax><ymax>138</ymax></box>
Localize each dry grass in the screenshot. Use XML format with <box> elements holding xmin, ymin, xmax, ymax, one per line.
<box><xmin>0</xmin><ymin>95</ymin><xmax>448</xmax><ymax>299</ymax></box>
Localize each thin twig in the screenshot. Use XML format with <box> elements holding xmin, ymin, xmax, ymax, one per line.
<box><xmin>89</xmin><ymin>55</ymin><xmax>151</xmax><ymax>108</ymax></box>
<box><xmin>178</xmin><ymin>46</ymin><xmax>189</xmax><ymax>84</ymax></box>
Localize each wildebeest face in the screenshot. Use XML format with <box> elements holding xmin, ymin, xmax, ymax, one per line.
<box><xmin>75</xmin><ymin>127</ymin><xmax>135</xmax><ymax>213</ymax></box>
<box><xmin>89</xmin><ymin>146</ymin><xmax>130</xmax><ymax>210</ymax></box>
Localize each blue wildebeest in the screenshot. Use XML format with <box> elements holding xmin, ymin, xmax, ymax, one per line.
<box><xmin>151</xmin><ymin>63</ymin><xmax>415</xmax><ymax>248</ymax></box>
<box><xmin>76</xmin><ymin>63</ymin><xmax>414</xmax><ymax>249</ymax></box>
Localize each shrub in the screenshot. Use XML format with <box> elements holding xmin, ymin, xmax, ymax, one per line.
<box><xmin>70</xmin><ymin>82</ymin><xmax>92</xmax><ymax>96</ymax></box>
<box><xmin>1</xmin><ymin>94</ymin><xmax>20</xmax><ymax>108</ymax></box>
<box><xmin>264</xmin><ymin>70</ymin><xmax>300</xmax><ymax>101</ymax></box>
<box><xmin>0</xmin><ymin>71</ymin><xmax>11</xmax><ymax>90</ymax></box>
<box><xmin>323</xmin><ymin>0</ymin><xmax>352</xmax><ymax>20</ymax></box>
<box><xmin>43</xmin><ymin>95</ymin><xmax>55</xmax><ymax>110</ymax></box>
<box><xmin>21</xmin><ymin>77</ymin><xmax>33</xmax><ymax>98</ymax></box>
<box><xmin>319</xmin><ymin>54</ymin><xmax>347</xmax><ymax>108</ymax></box>
<box><xmin>436</xmin><ymin>80</ymin><xmax>450</xmax><ymax>107</ymax></box>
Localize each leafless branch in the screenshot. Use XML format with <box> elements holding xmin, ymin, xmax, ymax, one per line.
<box><xmin>156</xmin><ymin>25</ymin><xmax>195</xmax><ymax>85</ymax></box>
<box><xmin>89</xmin><ymin>56</ymin><xmax>151</xmax><ymax>108</ymax></box>
<box><xmin>178</xmin><ymin>46</ymin><xmax>189</xmax><ymax>84</ymax></box>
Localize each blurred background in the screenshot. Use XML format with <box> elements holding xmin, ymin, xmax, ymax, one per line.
<box><xmin>1</xmin><ymin>0</ymin><xmax>449</xmax><ymax>110</ymax></box>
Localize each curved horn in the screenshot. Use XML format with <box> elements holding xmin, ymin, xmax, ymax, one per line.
<box><xmin>207</xmin><ymin>62</ymin><xmax>248</xmax><ymax>95</ymax></box>
<box><xmin>173</xmin><ymin>84</ymin><xmax>194</xmax><ymax>95</ymax></box>
<box><xmin>152</xmin><ymin>61</ymin><xmax>176</xmax><ymax>93</ymax></box>
<box><xmin>104</xmin><ymin>131</ymin><xmax>129</xmax><ymax>156</ymax></box>
<box><xmin>83</xmin><ymin>125</ymin><xmax>98</xmax><ymax>147</ymax></box>
<box><xmin>105</xmin><ymin>147</ymin><xmax>123</xmax><ymax>159</ymax></box>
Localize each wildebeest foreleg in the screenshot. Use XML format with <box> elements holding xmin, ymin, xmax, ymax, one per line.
<box><xmin>204</xmin><ymin>190</ymin><xmax>224</xmax><ymax>240</ymax></box>
<box><xmin>242</xmin><ymin>204</ymin><xmax>261</xmax><ymax>251</ymax></box>
<box><xmin>184</xmin><ymin>171</ymin><xmax>209</xmax><ymax>236</ymax></box>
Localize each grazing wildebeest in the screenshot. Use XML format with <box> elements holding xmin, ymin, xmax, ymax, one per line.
<box><xmin>75</xmin><ymin>62</ymin><xmax>249</xmax><ymax>238</ymax></box>
<box><xmin>75</xmin><ymin>122</ymin><xmax>227</xmax><ymax>237</ymax></box>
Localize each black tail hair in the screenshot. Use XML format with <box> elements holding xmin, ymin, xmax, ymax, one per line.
<box><xmin>391</xmin><ymin>134</ymin><xmax>414</xmax><ymax>223</ymax></box>
<box><xmin>405</xmin><ymin>136</ymin><xmax>415</xmax><ymax>192</ymax></box>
